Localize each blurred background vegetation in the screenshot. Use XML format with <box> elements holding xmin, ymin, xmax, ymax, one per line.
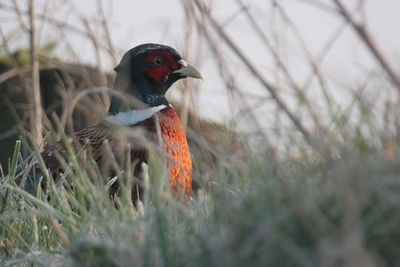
<box><xmin>1</xmin><ymin>0</ymin><xmax>400</xmax><ymax>266</ymax></box>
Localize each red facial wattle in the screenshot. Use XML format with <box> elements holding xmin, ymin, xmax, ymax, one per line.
<box><xmin>142</xmin><ymin>51</ymin><xmax>179</xmax><ymax>84</ymax></box>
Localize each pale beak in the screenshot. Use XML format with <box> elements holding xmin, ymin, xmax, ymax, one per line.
<box><xmin>174</xmin><ymin>59</ymin><xmax>204</xmax><ymax>80</ymax></box>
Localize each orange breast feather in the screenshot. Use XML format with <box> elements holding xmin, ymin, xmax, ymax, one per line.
<box><xmin>156</xmin><ymin>107</ymin><xmax>192</xmax><ymax>196</ymax></box>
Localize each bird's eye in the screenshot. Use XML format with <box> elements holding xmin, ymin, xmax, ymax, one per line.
<box><xmin>152</xmin><ymin>56</ymin><xmax>164</xmax><ymax>66</ymax></box>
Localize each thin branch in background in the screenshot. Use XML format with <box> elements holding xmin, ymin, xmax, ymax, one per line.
<box><xmin>0</xmin><ymin>2</ymin><xmax>113</xmax><ymax>53</ymax></box>
<box><xmin>220</xmin><ymin>2</ymin><xmax>249</xmax><ymax>28</ymax></box>
<box><xmin>297</xmin><ymin>0</ymin><xmax>337</xmax><ymax>15</ymax></box>
<box><xmin>183</xmin><ymin>1</ymin><xmax>272</xmax><ymax>147</ymax></box>
<box><xmin>28</xmin><ymin>0</ymin><xmax>43</xmax><ymax>148</ymax></box>
<box><xmin>332</xmin><ymin>0</ymin><xmax>400</xmax><ymax>92</ymax></box>
<box><xmin>36</xmin><ymin>0</ymin><xmax>54</xmax><ymax>43</ymax></box>
<box><xmin>80</xmin><ymin>16</ymin><xmax>106</xmax><ymax>86</ymax></box>
<box><xmin>237</xmin><ymin>0</ymin><xmax>326</xmax><ymax>133</ymax></box>
<box><xmin>11</xmin><ymin>0</ymin><xmax>27</xmax><ymax>30</ymax></box>
<box><xmin>97</xmin><ymin>0</ymin><xmax>117</xmax><ymax>66</ymax></box>
<box><xmin>273</xmin><ymin>1</ymin><xmax>337</xmax><ymax>130</ymax></box>
<box><xmin>302</xmin><ymin>22</ymin><xmax>346</xmax><ymax>90</ymax></box>
<box><xmin>42</xmin><ymin>9</ymin><xmax>100</xmax><ymax>87</ymax></box>
<box><xmin>270</xmin><ymin>0</ymin><xmax>284</xmax><ymax>144</ymax></box>
<box><xmin>330</xmin><ymin>75</ymin><xmax>373</xmax><ymax>142</ymax></box>
<box><xmin>178</xmin><ymin>1</ymin><xmax>193</xmax><ymax>128</ymax></box>
<box><xmin>184</xmin><ymin>1</ymin><xmax>207</xmax><ymax>130</ymax></box>
<box><xmin>79</xmin><ymin>8</ymin><xmax>110</xmax><ymax>109</ymax></box>
<box><xmin>192</xmin><ymin>0</ymin><xmax>313</xmax><ymax>145</ymax></box>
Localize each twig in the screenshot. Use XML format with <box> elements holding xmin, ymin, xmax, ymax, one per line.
<box><xmin>273</xmin><ymin>1</ymin><xmax>335</xmax><ymax>126</ymax></box>
<box><xmin>332</xmin><ymin>0</ymin><xmax>400</xmax><ymax>92</ymax></box>
<box><xmin>192</xmin><ymin>0</ymin><xmax>313</xmax><ymax>144</ymax></box>
<box><xmin>97</xmin><ymin>1</ymin><xmax>117</xmax><ymax>66</ymax></box>
<box><xmin>184</xmin><ymin>1</ymin><xmax>272</xmax><ymax>146</ymax></box>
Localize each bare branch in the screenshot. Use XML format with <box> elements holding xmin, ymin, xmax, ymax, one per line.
<box><xmin>192</xmin><ymin>0</ymin><xmax>313</xmax><ymax>144</ymax></box>
<box><xmin>332</xmin><ymin>0</ymin><xmax>400</xmax><ymax>91</ymax></box>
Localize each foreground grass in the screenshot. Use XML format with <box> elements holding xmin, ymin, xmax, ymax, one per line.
<box><xmin>0</xmin><ymin>135</ymin><xmax>399</xmax><ymax>267</ymax></box>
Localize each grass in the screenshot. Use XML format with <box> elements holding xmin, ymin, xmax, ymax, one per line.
<box><xmin>1</xmin><ymin>122</ymin><xmax>400</xmax><ymax>267</ymax></box>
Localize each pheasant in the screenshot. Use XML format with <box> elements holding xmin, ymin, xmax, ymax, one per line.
<box><xmin>37</xmin><ymin>43</ymin><xmax>203</xmax><ymax>204</ymax></box>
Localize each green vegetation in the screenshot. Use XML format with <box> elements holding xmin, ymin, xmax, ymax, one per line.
<box><xmin>1</xmin><ymin>119</ymin><xmax>399</xmax><ymax>266</ymax></box>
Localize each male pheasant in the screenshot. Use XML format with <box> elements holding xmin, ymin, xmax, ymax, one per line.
<box><xmin>38</xmin><ymin>43</ymin><xmax>203</xmax><ymax>204</ymax></box>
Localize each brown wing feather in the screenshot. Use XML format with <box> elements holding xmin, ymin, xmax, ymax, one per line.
<box><xmin>39</xmin><ymin>121</ymin><xmax>148</xmax><ymax>203</ymax></box>
<box><xmin>40</xmin><ymin>122</ymin><xmax>113</xmax><ymax>175</ymax></box>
